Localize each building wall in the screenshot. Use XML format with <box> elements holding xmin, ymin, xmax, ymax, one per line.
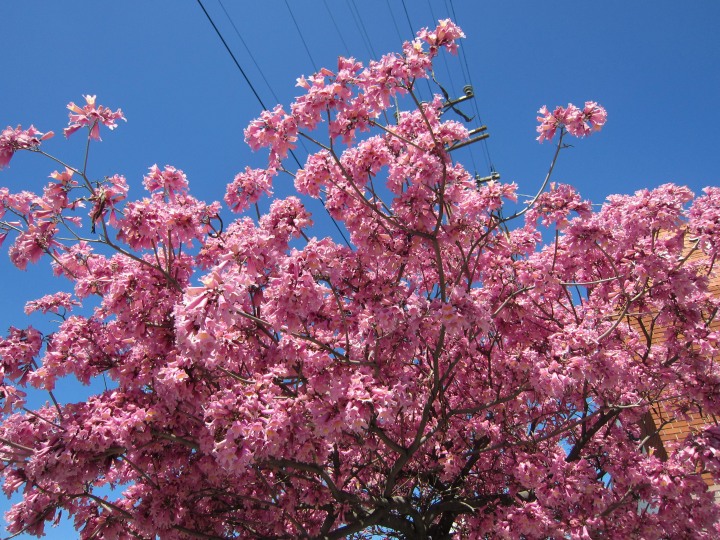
<box><xmin>640</xmin><ymin>237</ymin><xmax>720</xmax><ymax>502</ymax></box>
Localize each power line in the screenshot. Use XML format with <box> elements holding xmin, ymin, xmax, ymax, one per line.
<box><xmin>385</xmin><ymin>0</ymin><xmax>405</xmax><ymax>45</ymax></box>
<box><xmin>195</xmin><ymin>0</ymin><xmax>352</xmax><ymax>248</ymax></box>
<box><xmin>220</xmin><ymin>2</ymin><xmax>318</xmax><ymax>164</ymax></box>
<box><xmin>399</xmin><ymin>0</ymin><xmax>434</xmax><ymax>99</ymax></box>
<box><xmin>426</xmin><ymin>0</ymin><xmax>457</xmax><ymax>97</ymax></box>
<box><xmin>284</xmin><ymin>0</ymin><xmax>318</xmax><ymax>72</ymax></box>
<box><xmin>196</xmin><ymin>0</ymin><xmax>309</xmax><ymax>166</ymax></box>
<box><xmin>195</xmin><ymin>0</ymin><xmax>268</xmax><ymax>111</ymax></box>
<box><xmin>400</xmin><ymin>0</ymin><xmax>415</xmax><ymax>37</ymax></box>
<box><xmin>218</xmin><ymin>0</ymin><xmax>281</xmax><ymax>105</ymax></box>
<box><xmin>347</xmin><ymin>0</ymin><xmax>377</xmax><ymax>59</ymax></box>
<box><xmin>447</xmin><ymin>0</ymin><xmax>495</xmax><ymax>173</ymax></box>
<box><xmin>344</xmin><ymin>0</ymin><xmax>373</xmax><ymax>59</ymax></box>
<box><xmin>323</xmin><ymin>0</ymin><xmax>351</xmax><ymax>57</ymax></box>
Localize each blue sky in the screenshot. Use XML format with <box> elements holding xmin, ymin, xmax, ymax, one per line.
<box><xmin>1</xmin><ymin>1</ymin><xmax>719</xmax><ymax>537</ymax></box>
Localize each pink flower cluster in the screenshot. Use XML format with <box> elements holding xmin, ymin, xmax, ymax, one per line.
<box><xmin>416</xmin><ymin>19</ymin><xmax>465</xmax><ymax>55</ymax></box>
<box><xmin>24</xmin><ymin>292</ymin><xmax>80</xmax><ymax>315</ymax></box>
<box><xmin>225</xmin><ymin>166</ymin><xmax>275</xmax><ymax>213</ymax></box>
<box><xmin>64</xmin><ymin>95</ymin><xmax>125</xmax><ymax>140</ymax></box>
<box><xmin>524</xmin><ymin>183</ymin><xmax>592</xmax><ymax>228</ymax></box>
<box><xmin>0</xmin><ymin>125</ymin><xmax>53</xmax><ymax>169</ymax></box>
<box><xmin>244</xmin><ymin>105</ymin><xmax>297</xmax><ymax>167</ymax></box>
<box><xmin>117</xmin><ymin>193</ymin><xmax>220</xmax><ymax>251</ymax></box>
<box><xmin>142</xmin><ymin>164</ymin><xmax>189</xmax><ymax>200</ymax></box>
<box><xmin>89</xmin><ymin>173</ymin><xmax>129</xmax><ymax>228</ymax></box>
<box><xmin>0</xmin><ymin>326</ymin><xmax>42</xmax><ymax>383</ymax></box>
<box><xmin>244</xmin><ymin>18</ymin><xmax>467</xmax><ymax>188</ymax></box>
<box><xmin>536</xmin><ymin>101</ymin><xmax>607</xmax><ymax>142</ymax></box>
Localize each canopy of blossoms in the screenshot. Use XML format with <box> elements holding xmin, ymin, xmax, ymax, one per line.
<box><xmin>0</xmin><ymin>20</ymin><xmax>718</xmax><ymax>540</ymax></box>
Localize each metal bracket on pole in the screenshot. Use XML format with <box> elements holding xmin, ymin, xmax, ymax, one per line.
<box><xmin>441</xmin><ymin>85</ymin><xmax>475</xmax><ymax>122</ymax></box>
<box><xmin>442</xmin><ymin>85</ymin><xmax>474</xmax><ymax>110</ymax></box>
<box><xmin>446</xmin><ymin>125</ymin><xmax>489</xmax><ymax>152</ymax></box>
<box><xmin>475</xmin><ymin>171</ymin><xmax>501</xmax><ymax>187</ymax></box>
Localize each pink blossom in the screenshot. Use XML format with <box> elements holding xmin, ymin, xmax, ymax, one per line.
<box><xmin>525</xmin><ymin>183</ymin><xmax>592</xmax><ymax>227</ymax></box>
<box><xmin>583</xmin><ymin>101</ymin><xmax>607</xmax><ymax>127</ymax></box>
<box><xmin>0</xmin><ymin>326</ymin><xmax>43</xmax><ymax>382</ymax></box>
<box><xmin>537</xmin><ymin>101</ymin><xmax>607</xmax><ymax>142</ymax></box>
<box><xmin>417</xmin><ymin>19</ymin><xmax>465</xmax><ymax>56</ymax></box>
<box><xmin>294</xmin><ymin>150</ymin><xmax>338</xmax><ymax>197</ymax></box>
<box><xmin>142</xmin><ymin>164</ymin><xmax>189</xmax><ymax>200</ymax></box>
<box><xmin>42</xmin><ymin>168</ymin><xmax>78</xmax><ymax>212</ymax></box>
<box><xmin>259</xmin><ymin>196</ymin><xmax>312</xmax><ymax>240</ymax></box>
<box><xmin>24</xmin><ymin>292</ymin><xmax>80</xmax><ymax>315</ymax></box>
<box><xmin>244</xmin><ymin>105</ymin><xmax>297</xmax><ymax>163</ymax></box>
<box><xmin>224</xmin><ymin>166</ymin><xmax>275</xmax><ymax>213</ymax></box>
<box><xmin>8</xmin><ymin>221</ymin><xmax>59</xmax><ymax>270</ymax></box>
<box><xmin>536</xmin><ymin>105</ymin><xmax>565</xmax><ymax>142</ymax></box>
<box><xmin>116</xmin><ymin>192</ymin><xmax>220</xmax><ymax>250</ymax></box>
<box><xmin>0</xmin><ymin>125</ymin><xmax>52</xmax><ymax>169</ymax></box>
<box><xmin>64</xmin><ymin>94</ymin><xmax>125</xmax><ymax>140</ymax></box>
<box><xmin>98</xmin><ymin>173</ymin><xmax>129</xmax><ymax>226</ymax></box>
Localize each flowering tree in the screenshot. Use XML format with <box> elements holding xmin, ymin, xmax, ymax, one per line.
<box><xmin>1</xmin><ymin>21</ymin><xmax>719</xmax><ymax>539</ymax></box>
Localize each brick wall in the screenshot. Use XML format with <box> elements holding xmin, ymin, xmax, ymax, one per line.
<box><xmin>639</xmin><ymin>237</ymin><xmax>719</xmax><ymax>501</ymax></box>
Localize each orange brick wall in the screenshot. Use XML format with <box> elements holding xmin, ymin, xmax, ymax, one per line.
<box><xmin>639</xmin><ymin>238</ymin><xmax>719</xmax><ymax>499</ymax></box>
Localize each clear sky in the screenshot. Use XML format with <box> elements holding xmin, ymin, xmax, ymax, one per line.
<box><xmin>1</xmin><ymin>1</ymin><xmax>720</xmax><ymax>537</ymax></box>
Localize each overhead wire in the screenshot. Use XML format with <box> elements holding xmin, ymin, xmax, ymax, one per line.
<box><xmin>400</xmin><ymin>0</ymin><xmax>416</xmax><ymax>38</ymax></box>
<box><xmin>281</xmin><ymin>1</ymin><xmax>353</xmax><ymax>247</ymax></box>
<box><xmin>426</xmin><ymin>0</ymin><xmax>457</xmax><ymax>97</ymax></box>
<box><xmin>199</xmin><ymin>0</ymin><xmax>494</xmax><ymax>238</ymax></box>
<box><xmin>347</xmin><ymin>0</ymin><xmax>378</xmax><ymax>59</ymax></box>
<box><xmin>218</xmin><ymin>0</ymin><xmax>282</xmax><ymax>105</ymax></box>
<box><xmin>284</xmin><ymin>0</ymin><xmax>318</xmax><ymax>72</ymax></box>
<box><xmin>196</xmin><ymin>0</ymin><xmax>351</xmax><ymax>247</ymax></box>
<box><xmin>219</xmin><ymin>0</ymin><xmax>315</xmax><ymax>158</ymax></box>
<box><xmin>447</xmin><ymin>0</ymin><xmax>495</xmax><ymax>174</ymax></box>
<box><xmin>196</xmin><ymin>0</ymin><xmax>268</xmax><ymax>110</ymax></box>
<box><xmin>344</xmin><ymin>0</ymin><xmax>375</xmax><ymax>59</ymax></box>
<box><xmin>323</xmin><ymin>0</ymin><xmax>351</xmax><ymax>57</ymax></box>
<box><xmin>385</xmin><ymin>0</ymin><xmax>405</xmax><ymax>45</ymax></box>
<box><xmin>392</xmin><ymin>0</ymin><xmax>483</xmax><ymax>174</ymax></box>
<box><xmin>399</xmin><ymin>0</ymin><xmax>434</xmax><ymax>99</ymax></box>
<box><xmin>385</xmin><ymin>0</ymin><xmax>408</xmax><ymax>125</ymax></box>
